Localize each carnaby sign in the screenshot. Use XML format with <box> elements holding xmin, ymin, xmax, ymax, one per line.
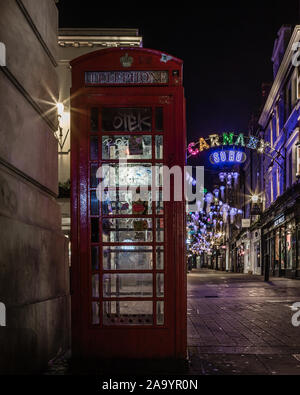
<box><xmin>188</xmin><ymin>132</ymin><xmax>271</xmax><ymax>157</ymax></box>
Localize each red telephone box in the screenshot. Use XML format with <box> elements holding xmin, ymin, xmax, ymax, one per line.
<box><xmin>70</xmin><ymin>47</ymin><xmax>186</xmax><ymax>361</ymax></box>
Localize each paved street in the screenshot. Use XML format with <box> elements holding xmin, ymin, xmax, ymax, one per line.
<box><xmin>188</xmin><ymin>270</ymin><xmax>300</xmax><ymax>375</ymax></box>
<box><xmin>44</xmin><ymin>269</ymin><xmax>300</xmax><ymax>375</ymax></box>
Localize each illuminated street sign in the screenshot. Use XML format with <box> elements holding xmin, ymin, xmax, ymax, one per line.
<box><xmin>209</xmin><ymin>150</ymin><xmax>247</xmax><ymax>165</ymax></box>
<box><xmin>188</xmin><ymin>132</ymin><xmax>271</xmax><ymax>157</ymax></box>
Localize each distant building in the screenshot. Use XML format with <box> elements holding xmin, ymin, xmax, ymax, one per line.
<box><xmin>241</xmin><ymin>25</ymin><xmax>300</xmax><ymax>279</ymax></box>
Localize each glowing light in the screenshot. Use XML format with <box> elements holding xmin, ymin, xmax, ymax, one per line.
<box><xmin>257</xmin><ymin>140</ymin><xmax>270</xmax><ymax>154</ymax></box>
<box><xmin>56</xmin><ymin>102</ymin><xmax>64</xmax><ymax>117</ymax></box>
<box><xmin>210</xmin><ymin>150</ymin><xmax>246</xmax><ymax>165</ymax></box>
<box><xmin>209</xmin><ymin>134</ymin><xmax>221</xmax><ymax>147</ymax></box>
<box><xmin>187</xmin><ymin>133</ymin><xmax>272</xmax><ymax>158</ymax></box>
<box><xmin>199</xmin><ymin>138</ymin><xmax>210</xmax><ymax>152</ymax></box>
<box><xmin>229</xmin><ymin>151</ymin><xmax>235</xmax><ymax>162</ymax></box>
<box><xmin>220</xmin><ymin>151</ymin><xmax>227</xmax><ymax>162</ymax></box>
<box><xmin>247</xmin><ymin>136</ymin><xmax>259</xmax><ymax>150</ymax></box>
<box><xmin>188</xmin><ymin>142</ymin><xmax>199</xmax><ymax>156</ymax></box>
<box><xmin>236</xmin><ymin>151</ymin><xmax>243</xmax><ymax>162</ymax></box>
<box><xmin>213</xmin><ymin>152</ymin><xmax>220</xmax><ymax>163</ymax></box>
<box><xmin>223</xmin><ymin>132</ymin><xmax>234</xmax><ymax>146</ymax></box>
<box><xmin>235</xmin><ymin>133</ymin><xmax>245</xmax><ymax>147</ymax></box>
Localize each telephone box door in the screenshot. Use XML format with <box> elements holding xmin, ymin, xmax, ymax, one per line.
<box><xmin>71</xmin><ymin>48</ymin><xmax>186</xmax><ymax>360</ymax></box>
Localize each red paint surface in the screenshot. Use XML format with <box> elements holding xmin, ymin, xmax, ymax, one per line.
<box><xmin>71</xmin><ymin>48</ymin><xmax>187</xmax><ymax>360</ymax></box>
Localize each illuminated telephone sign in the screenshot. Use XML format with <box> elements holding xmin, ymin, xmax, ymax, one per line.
<box><xmin>209</xmin><ymin>150</ymin><xmax>247</xmax><ymax>165</ymax></box>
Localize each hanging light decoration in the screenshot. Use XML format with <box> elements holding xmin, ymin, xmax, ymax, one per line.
<box><xmin>205</xmin><ymin>193</ymin><xmax>214</xmax><ymax>214</ymax></box>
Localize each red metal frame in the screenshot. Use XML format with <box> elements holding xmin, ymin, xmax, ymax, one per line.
<box><xmin>70</xmin><ymin>48</ymin><xmax>187</xmax><ymax>360</ymax></box>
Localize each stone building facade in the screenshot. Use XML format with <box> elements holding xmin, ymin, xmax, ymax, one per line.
<box><xmin>0</xmin><ymin>0</ymin><xmax>70</xmax><ymax>373</ymax></box>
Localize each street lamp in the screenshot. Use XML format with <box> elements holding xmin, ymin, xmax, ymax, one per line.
<box><xmin>56</xmin><ymin>102</ymin><xmax>70</xmax><ymax>155</ymax></box>
<box><xmin>251</xmin><ymin>195</ymin><xmax>259</xmax><ymax>204</ymax></box>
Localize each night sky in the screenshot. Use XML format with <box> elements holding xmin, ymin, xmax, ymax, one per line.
<box><xmin>58</xmin><ymin>1</ymin><xmax>300</xmax><ymax>145</ymax></box>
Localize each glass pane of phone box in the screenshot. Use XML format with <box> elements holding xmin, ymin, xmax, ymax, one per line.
<box><xmin>103</xmin><ymin>273</ymin><xmax>153</xmax><ymax>298</ymax></box>
<box><xmin>102</xmin><ymin>218</ymin><xmax>153</xmax><ymax>243</ymax></box>
<box><xmin>103</xmin><ymin>301</ymin><xmax>153</xmax><ymax>326</ymax></box>
<box><xmin>102</xmin><ymin>135</ymin><xmax>152</xmax><ymax>160</ymax></box>
<box><xmin>103</xmin><ymin>246</ymin><xmax>153</xmax><ymax>270</ymax></box>
<box><xmin>102</xmin><ymin>190</ymin><xmax>152</xmax><ymax>215</ymax></box>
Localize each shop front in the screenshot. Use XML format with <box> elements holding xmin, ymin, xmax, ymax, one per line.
<box><xmin>218</xmin><ymin>248</ymin><xmax>226</xmax><ymax>271</ymax></box>
<box><xmin>204</xmin><ymin>253</ymin><xmax>213</xmax><ymax>269</ymax></box>
<box><xmin>250</xmin><ymin>228</ymin><xmax>261</xmax><ymax>275</ymax></box>
<box><xmin>262</xmin><ymin>207</ymin><xmax>300</xmax><ymax>279</ymax></box>
<box><xmin>235</xmin><ymin>232</ymin><xmax>250</xmax><ymax>274</ymax></box>
<box><xmin>230</xmin><ymin>243</ymin><xmax>237</xmax><ymax>272</ymax></box>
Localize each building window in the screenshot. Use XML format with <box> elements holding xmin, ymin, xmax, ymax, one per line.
<box><xmin>278</xmin><ymin>97</ymin><xmax>285</xmax><ymax>131</ymax></box>
<box><xmin>272</xmin><ymin>170</ymin><xmax>277</xmax><ymax>202</ymax></box>
<box><xmin>291</xmin><ymin>70</ymin><xmax>298</xmax><ymax>109</ymax></box>
<box><xmin>285</xmin><ymin>81</ymin><xmax>292</xmax><ymax>122</ymax></box>
<box><xmin>269</xmin><ymin>122</ymin><xmax>273</xmax><ymax>147</ymax></box>
<box><xmin>275</xmin><ymin>105</ymin><xmax>280</xmax><ymax>138</ymax></box>
<box><xmin>272</xmin><ymin>113</ymin><xmax>277</xmax><ymax>144</ymax></box>
<box><xmin>276</xmin><ymin>166</ymin><xmax>280</xmax><ymax>197</ymax></box>
<box><xmin>288</xmin><ymin>151</ymin><xmax>293</xmax><ymax>187</ymax></box>
<box><xmin>270</xmin><ymin>173</ymin><xmax>274</xmax><ymax>203</ymax></box>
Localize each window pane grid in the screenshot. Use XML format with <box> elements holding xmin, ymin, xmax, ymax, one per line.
<box><xmin>89</xmin><ymin>105</ymin><xmax>165</xmax><ymax>327</ymax></box>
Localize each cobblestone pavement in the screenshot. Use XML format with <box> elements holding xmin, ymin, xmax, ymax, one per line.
<box><xmin>44</xmin><ymin>270</ymin><xmax>300</xmax><ymax>375</ymax></box>
<box><xmin>188</xmin><ymin>270</ymin><xmax>300</xmax><ymax>375</ymax></box>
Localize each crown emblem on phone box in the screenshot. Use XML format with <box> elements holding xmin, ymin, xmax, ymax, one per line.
<box><xmin>120</xmin><ymin>53</ymin><xmax>133</xmax><ymax>68</ymax></box>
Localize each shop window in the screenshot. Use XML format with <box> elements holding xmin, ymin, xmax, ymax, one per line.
<box><xmin>280</xmin><ymin>227</ymin><xmax>286</xmax><ymax>270</ymax></box>
<box><xmin>270</xmin><ymin>235</ymin><xmax>275</xmax><ymax>271</ymax></box>
<box><xmin>255</xmin><ymin>242</ymin><xmax>261</xmax><ymax>268</ymax></box>
<box><xmin>297</xmin><ymin>227</ymin><xmax>300</xmax><ymax>270</ymax></box>
<box><xmin>286</xmin><ymin>221</ymin><xmax>297</xmax><ymax>270</ymax></box>
<box><xmin>275</xmin><ymin>230</ymin><xmax>280</xmax><ymax>270</ymax></box>
<box><xmin>286</xmin><ymin>230</ymin><xmax>293</xmax><ymax>269</ymax></box>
